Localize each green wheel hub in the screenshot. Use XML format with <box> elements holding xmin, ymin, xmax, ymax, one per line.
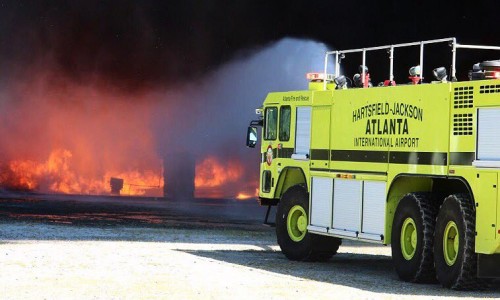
<box><xmin>401</xmin><ymin>217</ymin><xmax>417</xmax><ymax>260</ymax></box>
<box><xmin>443</xmin><ymin>221</ymin><xmax>459</xmax><ymax>266</ymax></box>
<box><xmin>287</xmin><ymin>205</ymin><xmax>308</xmax><ymax>242</ymax></box>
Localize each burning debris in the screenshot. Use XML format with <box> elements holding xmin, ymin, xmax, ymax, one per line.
<box><xmin>109</xmin><ymin>177</ymin><xmax>124</xmax><ymax>195</ymax></box>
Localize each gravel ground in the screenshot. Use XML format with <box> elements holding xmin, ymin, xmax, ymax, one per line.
<box><xmin>0</xmin><ymin>195</ymin><xmax>499</xmax><ymax>299</ymax></box>
<box><xmin>1</xmin><ymin>220</ymin><xmax>500</xmax><ymax>300</ymax></box>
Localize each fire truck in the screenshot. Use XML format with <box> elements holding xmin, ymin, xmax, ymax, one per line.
<box><xmin>246</xmin><ymin>37</ymin><xmax>500</xmax><ymax>289</ymax></box>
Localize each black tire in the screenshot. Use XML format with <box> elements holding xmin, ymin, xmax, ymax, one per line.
<box><xmin>276</xmin><ymin>184</ymin><xmax>341</xmax><ymax>261</ymax></box>
<box><xmin>391</xmin><ymin>192</ymin><xmax>438</xmax><ymax>283</ymax></box>
<box><xmin>434</xmin><ymin>194</ymin><xmax>481</xmax><ymax>290</ymax></box>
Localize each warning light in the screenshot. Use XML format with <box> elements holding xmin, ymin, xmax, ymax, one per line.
<box><xmin>433</xmin><ymin>67</ymin><xmax>448</xmax><ymax>82</ymax></box>
<box><xmin>335</xmin><ymin>173</ymin><xmax>356</xmax><ymax>179</ymax></box>
<box><xmin>334</xmin><ymin>75</ymin><xmax>347</xmax><ymax>89</ymax></box>
<box><xmin>409</xmin><ymin>65</ymin><xmax>422</xmax><ymax>84</ymax></box>
<box><xmin>409</xmin><ymin>65</ymin><xmax>421</xmax><ymax>76</ymax></box>
<box><xmin>306</xmin><ymin>72</ymin><xmax>334</xmax><ymax>82</ymax></box>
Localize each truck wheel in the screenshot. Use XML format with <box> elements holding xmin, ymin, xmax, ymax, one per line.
<box><xmin>276</xmin><ymin>184</ymin><xmax>341</xmax><ymax>261</ymax></box>
<box><xmin>434</xmin><ymin>194</ymin><xmax>481</xmax><ymax>290</ymax></box>
<box><xmin>391</xmin><ymin>193</ymin><xmax>438</xmax><ymax>283</ymax></box>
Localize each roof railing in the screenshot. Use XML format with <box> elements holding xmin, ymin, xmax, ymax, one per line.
<box><xmin>323</xmin><ymin>37</ymin><xmax>500</xmax><ymax>90</ymax></box>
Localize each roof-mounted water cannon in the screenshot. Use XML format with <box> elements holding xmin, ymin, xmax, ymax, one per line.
<box><xmin>306</xmin><ymin>72</ymin><xmax>335</xmax><ymax>91</ymax></box>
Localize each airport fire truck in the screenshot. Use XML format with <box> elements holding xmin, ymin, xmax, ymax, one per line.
<box><xmin>246</xmin><ymin>37</ymin><xmax>500</xmax><ymax>289</ymax></box>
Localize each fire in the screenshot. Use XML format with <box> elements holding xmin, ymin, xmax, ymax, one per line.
<box><xmin>110</xmin><ymin>169</ymin><xmax>163</xmax><ymax>196</ymax></box>
<box><xmin>0</xmin><ymin>77</ymin><xmax>167</xmax><ymax>197</ymax></box>
<box><xmin>194</xmin><ymin>156</ymin><xmax>256</xmax><ymax>199</ymax></box>
<box><xmin>0</xmin><ymin>74</ymin><xmax>259</xmax><ymax>200</ymax></box>
<box><xmin>236</xmin><ymin>189</ymin><xmax>259</xmax><ymax>200</ymax></box>
<box><xmin>195</xmin><ymin>156</ymin><xmax>243</xmax><ymax>188</ymax></box>
<box><xmin>0</xmin><ymin>148</ymin><xmax>163</xmax><ymax>196</ymax></box>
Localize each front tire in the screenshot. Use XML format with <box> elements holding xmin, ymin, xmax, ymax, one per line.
<box><xmin>434</xmin><ymin>194</ymin><xmax>480</xmax><ymax>290</ymax></box>
<box><xmin>391</xmin><ymin>193</ymin><xmax>438</xmax><ymax>283</ymax></box>
<box><xmin>276</xmin><ymin>185</ymin><xmax>341</xmax><ymax>261</ymax></box>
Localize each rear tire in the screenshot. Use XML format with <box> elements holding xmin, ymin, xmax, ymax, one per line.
<box><xmin>434</xmin><ymin>194</ymin><xmax>481</xmax><ymax>290</ymax></box>
<box><xmin>276</xmin><ymin>184</ymin><xmax>341</xmax><ymax>261</ymax></box>
<box><xmin>391</xmin><ymin>193</ymin><xmax>438</xmax><ymax>283</ymax></box>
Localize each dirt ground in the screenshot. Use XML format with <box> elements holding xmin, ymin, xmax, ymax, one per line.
<box><xmin>1</xmin><ymin>195</ymin><xmax>500</xmax><ymax>299</ymax></box>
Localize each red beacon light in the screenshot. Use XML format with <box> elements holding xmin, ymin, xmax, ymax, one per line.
<box><xmin>480</xmin><ymin>60</ymin><xmax>500</xmax><ymax>80</ymax></box>
<box><xmin>468</xmin><ymin>61</ymin><xmax>500</xmax><ymax>80</ymax></box>
<box><xmin>306</xmin><ymin>72</ymin><xmax>335</xmax><ymax>82</ymax></box>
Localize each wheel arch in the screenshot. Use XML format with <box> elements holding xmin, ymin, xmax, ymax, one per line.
<box><xmin>385</xmin><ymin>174</ymin><xmax>474</xmax><ymax>244</ymax></box>
<box><xmin>274</xmin><ymin>167</ymin><xmax>307</xmax><ymax>201</ymax></box>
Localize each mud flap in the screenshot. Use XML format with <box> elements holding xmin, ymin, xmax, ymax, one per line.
<box><xmin>477</xmin><ymin>254</ymin><xmax>500</xmax><ymax>278</ymax></box>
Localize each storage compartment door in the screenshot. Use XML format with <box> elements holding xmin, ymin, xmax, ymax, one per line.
<box><xmin>360</xmin><ymin>181</ymin><xmax>386</xmax><ymax>241</ymax></box>
<box><xmin>332</xmin><ymin>179</ymin><xmax>362</xmax><ymax>236</ymax></box>
<box><xmin>477</xmin><ymin>108</ymin><xmax>500</xmax><ymax>161</ymax></box>
<box><xmin>310</xmin><ymin>177</ymin><xmax>333</xmax><ymax>229</ymax></box>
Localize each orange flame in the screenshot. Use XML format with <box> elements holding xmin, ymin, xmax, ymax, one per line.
<box><xmin>236</xmin><ymin>188</ymin><xmax>259</xmax><ymax>200</ymax></box>
<box><xmin>194</xmin><ymin>156</ymin><xmax>256</xmax><ymax>199</ymax></box>
<box><xmin>195</xmin><ymin>156</ymin><xmax>243</xmax><ymax>188</ymax></box>
<box><xmin>1</xmin><ymin>149</ymin><xmax>163</xmax><ymax>196</ymax></box>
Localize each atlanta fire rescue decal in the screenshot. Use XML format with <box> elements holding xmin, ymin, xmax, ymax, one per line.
<box><xmin>352</xmin><ymin>102</ymin><xmax>424</xmax><ymax>148</ymax></box>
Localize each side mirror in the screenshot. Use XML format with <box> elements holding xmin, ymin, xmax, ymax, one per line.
<box><xmin>246</xmin><ymin>126</ymin><xmax>258</xmax><ymax>148</ymax></box>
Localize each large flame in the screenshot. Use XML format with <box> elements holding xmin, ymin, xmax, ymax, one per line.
<box><xmin>1</xmin><ymin>151</ymin><xmax>258</xmax><ymax>198</ymax></box>
<box><xmin>195</xmin><ymin>156</ymin><xmax>243</xmax><ymax>188</ymax></box>
<box><xmin>0</xmin><ymin>78</ymin><xmax>166</xmax><ymax>196</ymax></box>
<box><xmin>1</xmin><ymin>148</ymin><xmax>163</xmax><ymax>196</ymax></box>
<box><xmin>194</xmin><ymin>156</ymin><xmax>257</xmax><ymax>199</ymax></box>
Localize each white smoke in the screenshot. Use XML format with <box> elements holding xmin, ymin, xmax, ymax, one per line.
<box><xmin>155</xmin><ymin>38</ymin><xmax>334</xmax><ymax>196</ymax></box>
<box><xmin>156</xmin><ymin>38</ymin><xmax>333</xmax><ymax>153</ymax></box>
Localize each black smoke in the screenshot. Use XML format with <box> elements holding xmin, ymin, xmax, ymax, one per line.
<box><xmin>1</xmin><ymin>1</ymin><xmax>500</xmax><ymax>91</ymax></box>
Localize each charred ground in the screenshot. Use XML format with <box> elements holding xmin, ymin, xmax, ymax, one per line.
<box><xmin>0</xmin><ymin>193</ymin><xmax>266</xmax><ymax>230</ymax></box>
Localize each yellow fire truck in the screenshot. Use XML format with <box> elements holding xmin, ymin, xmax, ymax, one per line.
<box><xmin>246</xmin><ymin>37</ymin><xmax>500</xmax><ymax>289</ymax></box>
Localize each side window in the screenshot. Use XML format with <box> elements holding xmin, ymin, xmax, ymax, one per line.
<box><xmin>264</xmin><ymin>107</ymin><xmax>277</xmax><ymax>140</ymax></box>
<box><xmin>279</xmin><ymin>106</ymin><xmax>291</xmax><ymax>141</ymax></box>
<box><xmin>262</xmin><ymin>170</ymin><xmax>272</xmax><ymax>193</ymax></box>
<box><xmin>295</xmin><ymin>106</ymin><xmax>311</xmax><ymax>156</ymax></box>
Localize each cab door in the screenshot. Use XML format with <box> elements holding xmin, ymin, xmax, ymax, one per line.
<box><xmin>260</xmin><ymin>106</ymin><xmax>279</xmax><ymax>198</ymax></box>
<box><xmin>260</xmin><ymin>105</ymin><xmax>294</xmax><ymax>199</ymax></box>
